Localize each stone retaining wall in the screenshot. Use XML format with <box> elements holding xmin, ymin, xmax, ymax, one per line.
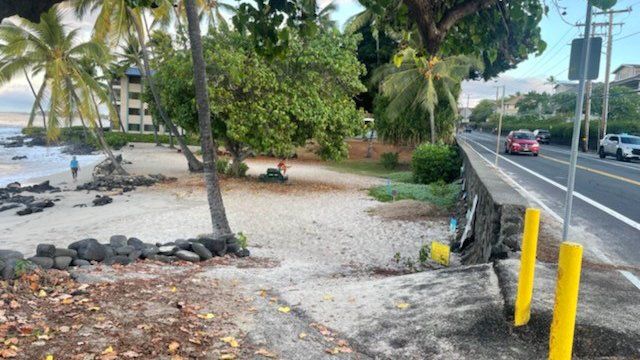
<box><xmin>456</xmin><ymin>141</ymin><xmax>528</xmax><ymax>264</ymax></box>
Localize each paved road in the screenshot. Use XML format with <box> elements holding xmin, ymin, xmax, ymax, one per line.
<box><xmin>458</xmin><ymin>132</ymin><xmax>640</xmax><ymax>271</ymax></box>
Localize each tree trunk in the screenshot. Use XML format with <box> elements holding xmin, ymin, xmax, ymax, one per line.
<box><xmin>429</xmin><ymin>111</ymin><xmax>436</xmax><ymax>143</ymax></box>
<box><xmin>86</xmin><ymin>91</ymin><xmax>128</xmax><ymax>175</ymax></box>
<box><xmin>107</xmin><ymin>82</ymin><xmax>126</xmax><ymax>132</ymax></box>
<box><xmin>128</xmin><ymin>7</ymin><xmax>203</xmax><ymax>171</ymax></box>
<box><xmin>24</xmin><ymin>70</ymin><xmax>47</xmax><ymax>131</ymax></box>
<box><xmin>366</xmin><ymin>128</ymin><xmax>374</xmax><ymax>158</ymax></box>
<box><xmin>184</xmin><ymin>0</ymin><xmax>233</xmax><ymax>237</ymax></box>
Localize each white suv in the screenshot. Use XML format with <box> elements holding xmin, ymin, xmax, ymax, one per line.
<box><xmin>599</xmin><ymin>134</ymin><xmax>640</xmax><ymax>161</ymax></box>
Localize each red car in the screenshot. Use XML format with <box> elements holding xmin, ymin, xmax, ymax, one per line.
<box><xmin>504</xmin><ymin>131</ymin><xmax>539</xmax><ymax>156</ymax></box>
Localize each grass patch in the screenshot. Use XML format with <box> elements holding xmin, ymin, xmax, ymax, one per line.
<box><xmin>326</xmin><ymin>160</ymin><xmax>411</xmax><ymax>179</ymax></box>
<box><xmin>368</xmin><ymin>181</ymin><xmax>460</xmax><ymax>209</ymax></box>
<box><xmin>387</xmin><ymin>171</ymin><xmax>414</xmax><ymax>183</ymax></box>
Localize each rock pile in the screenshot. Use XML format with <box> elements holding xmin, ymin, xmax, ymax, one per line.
<box><xmin>0</xmin><ymin>234</ymin><xmax>249</xmax><ymax>280</ymax></box>
<box><xmin>0</xmin><ymin>181</ymin><xmax>61</xmax><ymax>216</ymax></box>
<box><xmin>77</xmin><ymin>174</ymin><xmax>174</xmax><ymax>192</ymax></box>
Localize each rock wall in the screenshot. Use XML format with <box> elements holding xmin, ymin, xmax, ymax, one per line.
<box><xmin>456</xmin><ymin>141</ymin><xmax>528</xmax><ymax>264</ymax></box>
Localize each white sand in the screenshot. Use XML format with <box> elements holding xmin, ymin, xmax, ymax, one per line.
<box><xmin>1</xmin><ymin>143</ymin><xmax>450</xmax><ymax>271</ymax></box>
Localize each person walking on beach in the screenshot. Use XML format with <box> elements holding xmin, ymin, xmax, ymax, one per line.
<box><xmin>70</xmin><ymin>156</ymin><xmax>79</xmax><ymax>181</ymax></box>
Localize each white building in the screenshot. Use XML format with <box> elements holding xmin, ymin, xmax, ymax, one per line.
<box><xmin>611</xmin><ymin>64</ymin><xmax>640</xmax><ymax>93</ymax></box>
<box><xmin>502</xmin><ymin>95</ymin><xmax>522</xmax><ymax>116</ymax></box>
<box><xmin>553</xmin><ymin>82</ymin><xmax>578</xmax><ymax>94</ymax></box>
<box><xmin>111</xmin><ymin>67</ymin><xmax>167</xmax><ymax>134</ymax></box>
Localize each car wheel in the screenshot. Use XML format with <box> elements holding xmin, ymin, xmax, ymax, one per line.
<box><xmin>504</xmin><ymin>144</ymin><xmax>509</xmax><ymax>154</ymax></box>
<box><xmin>533</xmin><ymin>153</ymin><xmax>539</xmax><ymax>157</ymax></box>
<box><xmin>616</xmin><ymin>149</ymin><xmax>624</xmax><ymax>161</ymax></box>
<box><xmin>599</xmin><ymin>147</ymin><xmax>606</xmax><ymax>159</ymax></box>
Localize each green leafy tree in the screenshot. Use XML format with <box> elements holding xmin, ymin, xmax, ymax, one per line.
<box><xmin>374</xmin><ymin>49</ymin><xmax>480</xmax><ymax>143</ymax></box>
<box><xmin>551</xmin><ymin>92</ymin><xmax>576</xmax><ymax>115</ymax></box>
<box><xmin>516</xmin><ymin>91</ymin><xmax>552</xmax><ymax>116</ymax></box>
<box><xmin>0</xmin><ymin>7</ymin><xmax>126</xmax><ymax>174</ymax></box>
<box><xmin>470</xmin><ymin>99</ymin><xmax>496</xmax><ymax>123</ymax></box>
<box><xmin>151</xmin><ymin>30</ymin><xmax>366</xmax><ymax>173</ymax></box>
<box><xmin>591</xmin><ymin>85</ymin><xmax>640</xmax><ymax>121</ymax></box>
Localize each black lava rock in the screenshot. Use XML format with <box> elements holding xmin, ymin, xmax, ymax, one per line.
<box><xmin>78</xmin><ymin>242</ymin><xmax>106</xmax><ymax>262</ymax></box>
<box><xmin>36</xmin><ymin>244</ymin><xmax>56</xmax><ymax>258</ymax></box>
<box><xmin>53</xmin><ymin>256</ymin><xmax>73</xmax><ymax>270</ymax></box>
<box><xmin>28</xmin><ymin>256</ymin><xmax>54</xmax><ymax>269</ymax></box>
<box><xmin>191</xmin><ymin>243</ymin><xmax>213</xmax><ymax>260</ymax></box>
<box><xmin>110</xmin><ymin>235</ymin><xmax>128</xmax><ymax>248</ymax></box>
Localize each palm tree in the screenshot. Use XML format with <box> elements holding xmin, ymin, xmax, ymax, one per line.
<box><xmin>0</xmin><ymin>7</ymin><xmax>126</xmax><ymax>174</ymax></box>
<box><xmin>344</xmin><ymin>0</ymin><xmax>401</xmax><ymax>65</ymax></box>
<box><xmin>376</xmin><ymin>48</ymin><xmax>480</xmax><ymax>143</ymax></box>
<box><xmin>300</xmin><ymin>0</ymin><xmax>337</xmax><ymax>30</ymax></box>
<box><xmin>72</xmin><ymin>0</ymin><xmax>204</xmax><ymax>171</ymax></box>
<box><xmin>183</xmin><ymin>0</ymin><xmax>233</xmax><ymax>237</ymax></box>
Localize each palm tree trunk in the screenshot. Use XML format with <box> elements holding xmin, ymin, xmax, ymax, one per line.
<box><xmin>85</xmin><ymin>90</ymin><xmax>128</xmax><ymax>175</ymax></box>
<box><xmin>24</xmin><ymin>70</ymin><xmax>47</xmax><ymax>131</ymax></box>
<box><xmin>184</xmin><ymin>0</ymin><xmax>233</xmax><ymax>237</ymax></box>
<box><xmin>429</xmin><ymin>111</ymin><xmax>436</xmax><ymax>144</ymax></box>
<box><xmin>107</xmin><ymin>82</ymin><xmax>126</xmax><ymax>132</ymax></box>
<box><xmin>128</xmin><ymin>7</ymin><xmax>203</xmax><ymax>172</ymax></box>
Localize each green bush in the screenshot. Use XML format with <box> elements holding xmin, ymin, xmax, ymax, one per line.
<box><xmin>380</xmin><ymin>152</ymin><xmax>399</xmax><ymax>170</ymax></box>
<box><xmin>367</xmin><ymin>182</ymin><xmax>460</xmax><ymax>208</ymax></box>
<box><xmin>226</xmin><ymin>161</ymin><xmax>249</xmax><ymax>177</ymax></box>
<box><xmin>216</xmin><ymin>158</ymin><xmax>229</xmax><ymax>174</ymax></box>
<box><xmin>412</xmin><ymin>143</ymin><xmax>461</xmax><ymax>184</ymax></box>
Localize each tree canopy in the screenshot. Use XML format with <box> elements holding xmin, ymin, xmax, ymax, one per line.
<box><xmin>150</xmin><ymin>30</ymin><xmax>366</xmax><ymax>167</ymax></box>
<box><xmin>470</xmin><ymin>99</ymin><xmax>496</xmax><ymax>123</ymax></box>
<box><xmin>517</xmin><ymin>91</ymin><xmax>552</xmax><ymax>116</ymax></box>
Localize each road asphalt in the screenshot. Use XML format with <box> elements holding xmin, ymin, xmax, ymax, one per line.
<box><xmin>458</xmin><ymin>131</ymin><xmax>640</xmax><ymax>274</ymax></box>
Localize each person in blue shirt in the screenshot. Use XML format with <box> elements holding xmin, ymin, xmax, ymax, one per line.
<box><xmin>70</xmin><ymin>156</ymin><xmax>79</xmax><ymax>181</ymax></box>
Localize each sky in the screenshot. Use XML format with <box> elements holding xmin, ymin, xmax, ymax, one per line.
<box><xmin>1</xmin><ymin>0</ymin><xmax>639</xmax><ymax>112</ymax></box>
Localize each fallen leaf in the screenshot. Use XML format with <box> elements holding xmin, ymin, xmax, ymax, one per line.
<box><xmin>0</xmin><ymin>348</ymin><xmax>18</xmax><ymax>358</ymax></box>
<box><xmin>298</xmin><ymin>333</ymin><xmax>308</xmax><ymax>340</ymax></box>
<box><xmin>101</xmin><ymin>346</ymin><xmax>114</xmax><ymax>355</ymax></box>
<box><xmin>170</xmin><ymin>286</ymin><xmax>177</xmax><ymax>293</ymax></box>
<box><xmin>325</xmin><ymin>347</ymin><xmax>340</xmax><ymax>355</ymax></box>
<box><xmin>88</xmin><ymin>306</ymin><xmax>101</xmax><ymax>312</ymax></box>
<box><xmin>255</xmin><ymin>348</ymin><xmax>277</xmax><ymax>358</ymax></box>
<box><xmin>45</xmin><ymin>355</ymin><xmax>54</xmax><ymax>360</ymax></box>
<box><xmin>259</xmin><ymin>289</ymin><xmax>267</xmax><ymax>298</ymax></box>
<box><xmin>168</xmin><ymin>341</ymin><xmax>180</xmax><ymax>353</ymax></box>
<box><xmin>219</xmin><ymin>355</ymin><xmax>235</xmax><ymax>360</ymax></box>
<box><xmin>122</xmin><ymin>351</ymin><xmax>140</xmax><ymax>358</ymax></box>
<box><xmin>220</xmin><ymin>336</ymin><xmax>239</xmax><ymax>348</ymax></box>
<box><xmin>9</xmin><ymin>300</ymin><xmax>19</xmax><ymax>309</ymax></box>
<box><xmin>58</xmin><ymin>326</ymin><xmax>70</xmax><ymax>333</ymax></box>
<box><xmin>171</xmin><ymin>356</ymin><xmax>184</xmax><ymax>360</ymax></box>
<box><xmin>277</xmin><ymin>306</ymin><xmax>290</xmax><ymax>313</ymax></box>
<box><xmin>4</xmin><ymin>338</ymin><xmax>18</xmax><ymax>346</ymax></box>
<box><xmin>61</xmin><ymin>298</ymin><xmax>74</xmax><ymax>305</ymax></box>
<box><xmin>396</xmin><ymin>302</ymin><xmax>410</xmax><ymax>309</ymax></box>
<box><xmin>197</xmin><ymin>313</ymin><xmax>215</xmax><ymax>320</ymax></box>
<box><xmin>188</xmin><ymin>338</ymin><xmax>201</xmax><ymax>345</ymax></box>
<box><xmin>38</xmin><ymin>290</ymin><xmax>47</xmax><ymax>298</ymax></box>
<box><xmin>322</xmin><ymin>294</ymin><xmax>334</xmax><ymax>301</ymax></box>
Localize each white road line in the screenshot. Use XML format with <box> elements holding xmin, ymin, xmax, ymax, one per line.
<box><xmin>541</xmin><ymin>146</ymin><xmax>640</xmax><ymax>172</ymax></box>
<box><xmin>462</xmin><ymin>137</ymin><xmax>640</xmax><ymax>291</ymax></box>
<box><xmin>464</xmin><ymin>137</ymin><xmax>640</xmax><ymax>232</ymax></box>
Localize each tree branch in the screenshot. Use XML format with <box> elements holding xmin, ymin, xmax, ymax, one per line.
<box><xmin>438</xmin><ymin>0</ymin><xmax>497</xmax><ymax>34</ymax></box>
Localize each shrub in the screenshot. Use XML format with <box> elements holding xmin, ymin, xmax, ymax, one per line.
<box><xmin>216</xmin><ymin>158</ymin><xmax>229</xmax><ymax>174</ymax></box>
<box><xmin>226</xmin><ymin>161</ymin><xmax>249</xmax><ymax>177</ymax></box>
<box><xmin>380</xmin><ymin>152</ymin><xmax>399</xmax><ymax>170</ymax></box>
<box><xmin>237</xmin><ymin>232</ymin><xmax>248</xmax><ymax>249</ymax></box>
<box><xmin>412</xmin><ymin>143</ymin><xmax>461</xmax><ymax>184</ymax></box>
<box><xmin>367</xmin><ymin>182</ymin><xmax>459</xmax><ymax>208</ymax></box>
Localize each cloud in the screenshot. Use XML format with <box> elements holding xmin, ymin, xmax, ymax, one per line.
<box><xmin>461</xmin><ymin>75</ymin><xmax>554</xmax><ymax>107</ymax></box>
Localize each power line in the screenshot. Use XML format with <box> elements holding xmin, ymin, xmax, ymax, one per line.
<box><xmin>614</xmin><ymin>30</ymin><xmax>640</xmax><ymax>41</ymax></box>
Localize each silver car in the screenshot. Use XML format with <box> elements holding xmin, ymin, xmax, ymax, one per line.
<box><xmin>599</xmin><ymin>134</ymin><xmax>640</xmax><ymax>161</ymax></box>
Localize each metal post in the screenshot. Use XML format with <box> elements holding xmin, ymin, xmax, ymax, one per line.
<box><xmin>494</xmin><ymin>85</ymin><xmax>505</xmax><ymax>167</ymax></box>
<box><xmin>601</xmin><ymin>12</ymin><xmax>614</xmax><ymax>137</ymax></box>
<box><xmin>562</xmin><ymin>3</ymin><xmax>593</xmax><ymax>241</ymax></box>
<box><xmin>582</xmin><ymin>80</ymin><xmax>592</xmax><ymax>152</ymax></box>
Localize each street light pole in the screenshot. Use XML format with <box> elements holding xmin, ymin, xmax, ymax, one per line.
<box><xmin>494</xmin><ymin>85</ymin><xmax>505</xmax><ymax>167</ymax></box>
<box><xmin>562</xmin><ymin>2</ymin><xmax>593</xmax><ymax>241</ymax></box>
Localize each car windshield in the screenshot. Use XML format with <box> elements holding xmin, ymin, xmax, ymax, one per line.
<box><xmin>537</xmin><ymin>130</ymin><xmax>549</xmax><ymax>134</ymax></box>
<box><xmin>620</xmin><ymin>136</ymin><xmax>640</xmax><ymax>145</ymax></box>
<box><xmin>514</xmin><ymin>132</ymin><xmax>535</xmax><ymax>140</ymax></box>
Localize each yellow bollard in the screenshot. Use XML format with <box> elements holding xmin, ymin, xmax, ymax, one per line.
<box><xmin>548</xmin><ymin>242</ymin><xmax>583</xmax><ymax>360</ymax></box>
<box><xmin>514</xmin><ymin>208</ymin><xmax>541</xmax><ymax>326</ymax></box>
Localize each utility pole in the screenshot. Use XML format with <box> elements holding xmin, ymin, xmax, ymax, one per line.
<box><xmin>494</xmin><ymin>85</ymin><xmax>505</xmax><ymax>167</ymax></box>
<box><xmin>595</xmin><ymin>7</ymin><xmax>631</xmax><ymax>138</ymax></box>
<box><xmin>582</xmin><ymin>80</ymin><xmax>592</xmax><ymax>152</ymax></box>
<box><xmin>563</xmin><ymin>2</ymin><xmax>593</xmax><ymax>242</ymax></box>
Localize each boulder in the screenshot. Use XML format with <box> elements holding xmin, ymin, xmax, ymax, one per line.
<box><xmin>68</xmin><ymin>238</ymin><xmax>99</xmax><ymax>251</ymax></box>
<box><xmin>128</xmin><ymin>250</ymin><xmax>142</xmax><ymax>261</ymax></box>
<box><xmin>1</xmin><ymin>258</ymin><xmax>19</xmax><ymax>280</ymax></box>
<box><xmin>115</xmin><ymin>245</ymin><xmax>135</xmax><ymax>255</ymax></box>
<box><xmin>104</xmin><ymin>255</ymin><xmax>132</xmax><ymax>266</ymax></box>
<box><xmin>127</xmin><ymin>237</ymin><xmax>145</xmax><ymax>250</ymax></box>
<box><xmin>158</xmin><ymin>245</ymin><xmax>178</xmax><ymax>256</ymax></box>
<box><xmin>54</xmin><ymin>248</ymin><xmax>78</xmax><ymax>258</ymax></box>
<box><xmin>141</xmin><ymin>246</ymin><xmax>159</xmax><ymax>258</ymax></box>
<box><xmin>77</xmin><ymin>242</ymin><xmax>106</xmax><ymax>262</ymax></box>
<box><xmin>72</xmin><ymin>259</ymin><xmax>91</xmax><ymax>267</ymax></box>
<box><xmin>16</xmin><ymin>208</ymin><xmax>34</xmax><ymax>216</ymax></box>
<box><xmin>175</xmin><ymin>250</ymin><xmax>200</xmax><ymax>263</ymax></box>
<box><xmin>30</xmin><ymin>200</ymin><xmax>54</xmax><ymax>209</ymax></box>
<box><xmin>92</xmin><ymin>195</ymin><xmax>113</xmax><ymax>206</ymax></box>
<box><xmin>175</xmin><ymin>239</ymin><xmax>191</xmax><ymax>250</ymax></box>
<box><xmin>146</xmin><ymin>254</ymin><xmax>176</xmax><ymax>263</ymax></box>
<box><xmin>53</xmin><ymin>256</ymin><xmax>73</xmax><ymax>270</ymax></box>
<box><xmin>109</xmin><ymin>235</ymin><xmax>128</xmax><ymax>248</ymax></box>
<box><xmin>0</xmin><ymin>204</ymin><xmax>20</xmax><ymax>212</ymax></box>
<box><xmin>36</xmin><ymin>244</ymin><xmax>56</xmax><ymax>258</ymax></box>
<box><xmin>103</xmin><ymin>244</ymin><xmax>115</xmax><ymax>258</ymax></box>
<box><xmin>236</xmin><ymin>248</ymin><xmax>250</xmax><ymax>258</ymax></box>
<box><xmin>226</xmin><ymin>242</ymin><xmax>240</xmax><ymax>255</ymax></box>
<box><xmin>0</xmin><ymin>249</ymin><xmax>24</xmax><ymax>260</ymax></box>
<box><xmin>191</xmin><ymin>243</ymin><xmax>213</xmax><ymax>260</ymax></box>
<box><xmin>199</xmin><ymin>237</ymin><xmax>227</xmax><ymax>256</ymax></box>
<box><xmin>28</xmin><ymin>256</ymin><xmax>54</xmax><ymax>269</ymax></box>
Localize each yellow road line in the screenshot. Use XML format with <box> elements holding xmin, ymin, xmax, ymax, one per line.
<box><xmin>540</xmin><ymin>154</ymin><xmax>640</xmax><ymax>187</ymax></box>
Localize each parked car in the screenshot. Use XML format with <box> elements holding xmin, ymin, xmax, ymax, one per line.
<box><xmin>504</xmin><ymin>131</ymin><xmax>540</xmax><ymax>156</ymax></box>
<box><xmin>599</xmin><ymin>134</ymin><xmax>640</xmax><ymax>161</ymax></box>
<box><xmin>464</xmin><ymin>127</ymin><xmax>473</xmax><ymax>133</ymax></box>
<box><xmin>533</xmin><ymin>129</ymin><xmax>551</xmax><ymax>144</ymax></box>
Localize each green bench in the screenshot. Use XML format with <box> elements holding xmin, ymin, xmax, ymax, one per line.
<box><xmin>258</xmin><ymin>168</ymin><xmax>288</xmax><ymax>183</ymax></box>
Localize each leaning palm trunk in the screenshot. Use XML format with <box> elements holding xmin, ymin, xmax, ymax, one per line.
<box><xmin>429</xmin><ymin>111</ymin><xmax>436</xmax><ymax>144</ymax></box>
<box><xmin>184</xmin><ymin>0</ymin><xmax>233</xmax><ymax>237</ymax></box>
<box><xmin>127</xmin><ymin>7</ymin><xmax>203</xmax><ymax>172</ymax></box>
<box><xmin>24</xmin><ymin>71</ymin><xmax>47</xmax><ymax>131</ymax></box>
<box><xmin>84</xmin><ymin>90</ymin><xmax>128</xmax><ymax>175</ymax></box>
<box><xmin>107</xmin><ymin>82</ymin><xmax>126</xmax><ymax>132</ymax></box>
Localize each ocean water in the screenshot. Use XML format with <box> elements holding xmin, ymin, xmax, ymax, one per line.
<box><xmin>0</xmin><ymin>126</ymin><xmax>105</xmax><ymax>187</ymax></box>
